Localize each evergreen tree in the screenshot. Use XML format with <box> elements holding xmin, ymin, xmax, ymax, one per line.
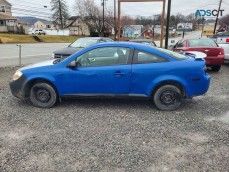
<box><xmin>51</xmin><ymin>0</ymin><xmax>70</xmax><ymax>29</ymax></box>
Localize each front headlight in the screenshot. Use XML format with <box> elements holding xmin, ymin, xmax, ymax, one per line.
<box><xmin>13</xmin><ymin>71</ymin><xmax>23</xmax><ymax>81</ymax></box>
<box><xmin>52</xmin><ymin>53</ymin><xmax>55</xmax><ymax>58</ymax></box>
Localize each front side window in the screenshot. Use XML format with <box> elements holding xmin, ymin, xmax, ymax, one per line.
<box><xmin>0</xmin><ymin>6</ymin><xmax>5</xmax><ymax>13</ymax></box>
<box><xmin>75</xmin><ymin>47</ymin><xmax>130</xmax><ymax>67</ymax></box>
<box><xmin>133</xmin><ymin>50</ymin><xmax>168</xmax><ymax>64</ymax></box>
<box><xmin>176</xmin><ymin>40</ymin><xmax>184</xmax><ymax>47</ymax></box>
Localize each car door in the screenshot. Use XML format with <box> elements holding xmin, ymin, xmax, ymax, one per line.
<box><xmin>64</xmin><ymin>46</ymin><xmax>132</xmax><ymax>95</ymax></box>
<box><xmin>130</xmin><ymin>50</ymin><xmax>169</xmax><ymax>96</ymax></box>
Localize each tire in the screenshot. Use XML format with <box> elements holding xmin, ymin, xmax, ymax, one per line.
<box><xmin>153</xmin><ymin>85</ymin><xmax>182</xmax><ymax>111</ymax></box>
<box><xmin>30</xmin><ymin>82</ymin><xmax>57</xmax><ymax>108</ymax></box>
<box><xmin>212</xmin><ymin>65</ymin><xmax>221</xmax><ymax>72</ymax></box>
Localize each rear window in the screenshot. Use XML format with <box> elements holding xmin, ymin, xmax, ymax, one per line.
<box><xmin>189</xmin><ymin>39</ymin><xmax>217</xmax><ymax>47</ymax></box>
<box><xmin>157</xmin><ymin>48</ymin><xmax>187</xmax><ymax>60</ymax></box>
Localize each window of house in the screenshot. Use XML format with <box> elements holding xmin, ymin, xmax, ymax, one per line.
<box><xmin>0</xmin><ymin>5</ymin><xmax>5</xmax><ymax>13</ymax></box>
<box><xmin>0</xmin><ymin>20</ymin><xmax>4</xmax><ymax>26</ymax></box>
<box><xmin>46</xmin><ymin>25</ymin><xmax>51</xmax><ymax>28</ymax></box>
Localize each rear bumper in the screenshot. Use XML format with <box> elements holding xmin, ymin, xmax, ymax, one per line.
<box><xmin>205</xmin><ymin>55</ymin><xmax>224</xmax><ymax>66</ymax></box>
<box><xmin>9</xmin><ymin>75</ymin><xmax>28</xmax><ymax>100</ymax></box>
<box><xmin>224</xmin><ymin>54</ymin><xmax>229</xmax><ymax>60</ymax></box>
<box><xmin>186</xmin><ymin>74</ymin><xmax>211</xmax><ymax>97</ymax></box>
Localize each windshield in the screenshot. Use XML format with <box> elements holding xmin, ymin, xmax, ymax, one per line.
<box><xmin>69</xmin><ymin>38</ymin><xmax>98</xmax><ymax>48</ymax></box>
<box><xmin>189</xmin><ymin>39</ymin><xmax>217</xmax><ymax>47</ymax></box>
<box><xmin>157</xmin><ymin>48</ymin><xmax>188</xmax><ymax>60</ymax></box>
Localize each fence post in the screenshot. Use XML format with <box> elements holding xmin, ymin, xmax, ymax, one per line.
<box><xmin>17</xmin><ymin>44</ymin><xmax>22</xmax><ymax>66</ymax></box>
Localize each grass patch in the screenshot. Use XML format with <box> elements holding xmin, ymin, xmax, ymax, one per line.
<box><xmin>0</xmin><ymin>33</ymin><xmax>36</xmax><ymax>43</ymax></box>
<box><xmin>36</xmin><ymin>35</ymin><xmax>76</xmax><ymax>43</ymax></box>
<box><xmin>0</xmin><ymin>33</ymin><xmax>77</xmax><ymax>44</ymax></box>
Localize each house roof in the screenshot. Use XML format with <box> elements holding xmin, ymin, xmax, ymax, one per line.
<box><xmin>0</xmin><ymin>14</ymin><xmax>17</xmax><ymax>20</ymax></box>
<box><xmin>68</xmin><ymin>16</ymin><xmax>80</xmax><ymax>20</ymax></box>
<box><xmin>17</xmin><ymin>19</ymin><xmax>28</xmax><ymax>25</ymax></box>
<box><xmin>1</xmin><ymin>0</ymin><xmax>12</xmax><ymax>6</ymax></box>
<box><xmin>36</xmin><ymin>20</ymin><xmax>53</xmax><ymax>25</ymax></box>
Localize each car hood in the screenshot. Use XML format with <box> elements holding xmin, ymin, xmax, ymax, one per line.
<box><xmin>53</xmin><ymin>47</ymin><xmax>84</xmax><ymax>55</ymax></box>
<box><xmin>19</xmin><ymin>59</ymin><xmax>56</xmax><ymax>71</ymax></box>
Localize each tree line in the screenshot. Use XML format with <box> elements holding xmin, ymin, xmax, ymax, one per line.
<box><xmin>51</xmin><ymin>0</ymin><xmax>229</xmax><ymax>34</ymax></box>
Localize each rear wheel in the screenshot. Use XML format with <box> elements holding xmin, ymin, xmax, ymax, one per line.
<box><xmin>30</xmin><ymin>82</ymin><xmax>57</xmax><ymax>108</ymax></box>
<box><xmin>212</xmin><ymin>65</ymin><xmax>221</xmax><ymax>72</ymax></box>
<box><xmin>153</xmin><ymin>85</ymin><xmax>182</xmax><ymax>111</ymax></box>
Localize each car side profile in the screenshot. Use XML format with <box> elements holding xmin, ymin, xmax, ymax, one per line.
<box><xmin>32</xmin><ymin>29</ymin><xmax>46</xmax><ymax>35</ymax></box>
<box><xmin>172</xmin><ymin>38</ymin><xmax>224</xmax><ymax>71</ymax></box>
<box><xmin>10</xmin><ymin>42</ymin><xmax>210</xmax><ymax>111</ymax></box>
<box><xmin>52</xmin><ymin>37</ymin><xmax>113</xmax><ymax>59</ymax></box>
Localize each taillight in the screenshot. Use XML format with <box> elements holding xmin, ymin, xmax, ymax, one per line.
<box><xmin>226</xmin><ymin>38</ymin><xmax>229</xmax><ymax>43</ymax></box>
<box><xmin>219</xmin><ymin>49</ymin><xmax>224</xmax><ymax>55</ymax></box>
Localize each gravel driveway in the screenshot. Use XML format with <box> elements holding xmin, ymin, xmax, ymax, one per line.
<box><xmin>0</xmin><ymin>64</ymin><xmax>229</xmax><ymax>172</ymax></box>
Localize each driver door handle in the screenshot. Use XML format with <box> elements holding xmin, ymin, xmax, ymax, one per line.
<box><xmin>114</xmin><ymin>71</ymin><xmax>125</xmax><ymax>76</ymax></box>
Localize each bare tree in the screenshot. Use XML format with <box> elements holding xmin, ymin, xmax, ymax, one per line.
<box><xmin>121</xmin><ymin>15</ymin><xmax>135</xmax><ymax>27</ymax></box>
<box><xmin>219</xmin><ymin>14</ymin><xmax>229</xmax><ymax>26</ymax></box>
<box><xmin>51</xmin><ymin>0</ymin><xmax>70</xmax><ymax>29</ymax></box>
<box><xmin>75</xmin><ymin>0</ymin><xmax>102</xmax><ymax>35</ymax></box>
<box><xmin>75</xmin><ymin>0</ymin><xmax>115</xmax><ymax>36</ymax></box>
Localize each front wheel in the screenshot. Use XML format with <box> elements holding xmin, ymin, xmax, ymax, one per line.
<box><xmin>30</xmin><ymin>82</ymin><xmax>57</xmax><ymax>108</ymax></box>
<box><xmin>153</xmin><ymin>85</ymin><xmax>182</xmax><ymax>111</ymax></box>
<box><xmin>211</xmin><ymin>65</ymin><xmax>221</xmax><ymax>72</ymax></box>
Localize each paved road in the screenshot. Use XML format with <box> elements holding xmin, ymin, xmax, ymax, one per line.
<box><xmin>0</xmin><ymin>43</ymin><xmax>69</xmax><ymax>67</ymax></box>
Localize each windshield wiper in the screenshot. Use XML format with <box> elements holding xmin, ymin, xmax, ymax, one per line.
<box><xmin>53</xmin><ymin>59</ymin><xmax>62</xmax><ymax>64</ymax></box>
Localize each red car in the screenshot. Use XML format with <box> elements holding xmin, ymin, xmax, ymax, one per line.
<box><xmin>172</xmin><ymin>38</ymin><xmax>224</xmax><ymax>71</ymax></box>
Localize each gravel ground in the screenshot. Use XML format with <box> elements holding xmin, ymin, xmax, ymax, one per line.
<box><xmin>0</xmin><ymin>64</ymin><xmax>229</xmax><ymax>172</ymax></box>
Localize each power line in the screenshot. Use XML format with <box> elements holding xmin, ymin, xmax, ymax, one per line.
<box><xmin>12</xmin><ymin>8</ymin><xmax>52</xmax><ymax>15</ymax></box>
<box><xmin>12</xmin><ymin>3</ymin><xmax>52</xmax><ymax>10</ymax></box>
<box><xmin>222</xmin><ymin>1</ymin><xmax>229</xmax><ymax>6</ymax></box>
<box><xmin>171</xmin><ymin>3</ymin><xmax>218</xmax><ymax>15</ymax></box>
<box><xmin>11</xmin><ymin>11</ymin><xmax>51</xmax><ymax>19</ymax></box>
<box><xmin>8</xmin><ymin>0</ymin><xmax>50</xmax><ymax>7</ymax></box>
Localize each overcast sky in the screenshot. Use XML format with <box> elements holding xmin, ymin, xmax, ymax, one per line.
<box><xmin>7</xmin><ymin>0</ymin><xmax>229</xmax><ymax>19</ymax></box>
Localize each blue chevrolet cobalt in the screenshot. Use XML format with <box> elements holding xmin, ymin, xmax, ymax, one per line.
<box><xmin>9</xmin><ymin>42</ymin><xmax>210</xmax><ymax>111</ymax></box>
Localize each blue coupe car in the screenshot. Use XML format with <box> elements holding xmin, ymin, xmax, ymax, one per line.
<box><xmin>9</xmin><ymin>42</ymin><xmax>210</xmax><ymax>111</ymax></box>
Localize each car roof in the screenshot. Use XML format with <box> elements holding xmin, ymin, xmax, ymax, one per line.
<box><xmin>183</xmin><ymin>38</ymin><xmax>214</xmax><ymax>41</ymax></box>
<box><xmin>86</xmin><ymin>41</ymin><xmax>157</xmax><ymax>51</ymax></box>
<box><xmin>129</xmin><ymin>39</ymin><xmax>154</xmax><ymax>42</ymax></box>
<box><xmin>78</xmin><ymin>37</ymin><xmax>111</xmax><ymax>40</ymax></box>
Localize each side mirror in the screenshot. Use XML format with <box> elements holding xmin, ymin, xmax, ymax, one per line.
<box><xmin>67</xmin><ymin>61</ymin><xmax>77</xmax><ymax>68</ymax></box>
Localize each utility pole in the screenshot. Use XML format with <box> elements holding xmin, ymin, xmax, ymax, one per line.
<box><xmin>213</xmin><ymin>0</ymin><xmax>222</xmax><ymax>34</ymax></box>
<box><xmin>58</xmin><ymin>0</ymin><xmax>63</xmax><ymax>29</ymax></box>
<box><xmin>114</xmin><ymin>0</ymin><xmax>117</xmax><ymax>40</ymax></box>
<box><xmin>165</xmin><ymin>0</ymin><xmax>171</xmax><ymax>49</ymax></box>
<box><xmin>102</xmin><ymin>0</ymin><xmax>105</xmax><ymax>36</ymax></box>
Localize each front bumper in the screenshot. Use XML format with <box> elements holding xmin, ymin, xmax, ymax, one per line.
<box><xmin>9</xmin><ymin>75</ymin><xmax>28</xmax><ymax>100</ymax></box>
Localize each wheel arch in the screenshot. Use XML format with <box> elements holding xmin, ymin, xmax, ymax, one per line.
<box><xmin>24</xmin><ymin>78</ymin><xmax>59</xmax><ymax>98</ymax></box>
<box><xmin>151</xmin><ymin>80</ymin><xmax>186</xmax><ymax>97</ymax></box>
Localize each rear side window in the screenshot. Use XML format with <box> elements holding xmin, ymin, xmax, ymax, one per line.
<box><xmin>188</xmin><ymin>39</ymin><xmax>217</xmax><ymax>47</ymax></box>
<box><xmin>133</xmin><ymin>50</ymin><xmax>168</xmax><ymax>64</ymax></box>
<box><xmin>157</xmin><ymin>48</ymin><xmax>187</xmax><ymax>60</ymax></box>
